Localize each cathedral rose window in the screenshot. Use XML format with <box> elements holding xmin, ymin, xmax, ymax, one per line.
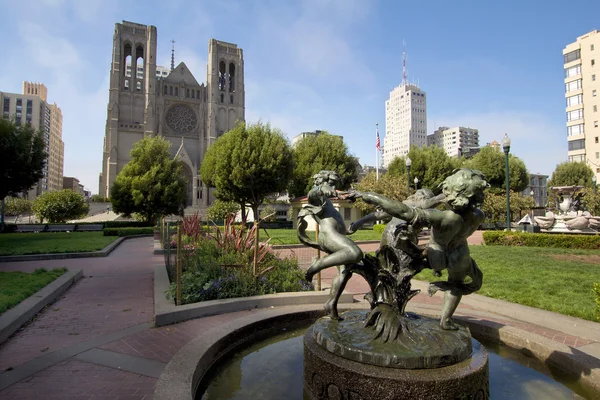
<box><xmin>166</xmin><ymin>104</ymin><xmax>198</xmax><ymax>134</ymax></box>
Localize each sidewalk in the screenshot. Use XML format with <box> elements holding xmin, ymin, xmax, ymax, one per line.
<box><xmin>0</xmin><ymin>233</ymin><xmax>598</xmax><ymax>400</ymax></box>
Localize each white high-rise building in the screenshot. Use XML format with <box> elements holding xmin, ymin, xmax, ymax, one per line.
<box><xmin>563</xmin><ymin>30</ymin><xmax>600</xmax><ymax>182</ymax></box>
<box><xmin>383</xmin><ymin>83</ymin><xmax>427</xmax><ymax>167</ymax></box>
<box><xmin>427</xmin><ymin>126</ymin><xmax>479</xmax><ymax>157</ymax></box>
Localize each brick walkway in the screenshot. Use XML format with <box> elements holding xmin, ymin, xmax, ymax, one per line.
<box><xmin>0</xmin><ymin>233</ymin><xmax>597</xmax><ymax>400</ymax></box>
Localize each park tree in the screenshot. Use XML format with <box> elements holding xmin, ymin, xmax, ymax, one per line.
<box><xmin>110</xmin><ymin>136</ymin><xmax>187</xmax><ymax>225</ymax></box>
<box><xmin>387</xmin><ymin>146</ymin><xmax>462</xmax><ymax>191</ymax></box>
<box><xmin>200</xmin><ymin>121</ymin><xmax>293</xmax><ymax>222</ymax></box>
<box><xmin>548</xmin><ymin>162</ymin><xmax>594</xmax><ymax>187</ymax></box>
<box><xmin>288</xmin><ymin>131</ymin><xmax>358</xmax><ymax>199</ymax></box>
<box><xmin>481</xmin><ymin>191</ymin><xmax>536</xmax><ymax>223</ymax></box>
<box><xmin>32</xmin><ymin>190</ymin><xmax>89</xmax><ymax>223</ymax></box>
<box><xmin>4</xmin><ymin>197</ymin><xmax>33</xmax><ymax>216</ymax></box>
<box><xmin>353</xmin><ymin>171</ymin><xmax>409</xmax><ymax>213</ymax></box>
<box><xmin>464</xmin><ymin>146</ymin><xmax>529</xmax><ymax>192</ymax></box>
<box><xmin>0</xmin><ymin>118</ymin><xmax>46</xmax><ymax>228</ymax></box>
<box><xmin>206</xmin><ymin>199</ymin><xmax>241</xmax><ymax>222</ymax></box>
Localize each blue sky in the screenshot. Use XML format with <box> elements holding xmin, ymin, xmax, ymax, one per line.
<box><xmin>1</xmin><ymin>0</ymin><xmax>599</xmax><ymax>193</ymax></box>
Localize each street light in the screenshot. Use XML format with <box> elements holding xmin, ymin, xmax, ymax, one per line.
<box><xmin>414</xmin><ymin>176</ymin><xmax>419</xmax><ymax>192</ymax></box>
<box><xmin>593</xmin><ymin>175</ymin><xmax>597</xmax><ymax>195</ymax></box>
<box><xmin>406</xmin><ymin>156</ymin><xmax>412</xmax><ymax>196</ymax></box>
<box><xmin>502</xmin><ymin>133</ymin><xmax>511</xmax><ymax>230</ymax></box>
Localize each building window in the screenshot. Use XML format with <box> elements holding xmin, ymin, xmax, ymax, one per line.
<box><xmin>136</xmin><ymin>81</ymin><xmax>141</xmax><ymax>91</ymax></box>
<box><xmin>564</xmin><ymin>49</ymin><xmax>581</xmax><ymax>63</ymax></box>
<box><xmin>186</xmin><ymin>88</ymin><xmax>190</xmax><ymax>98</ymax></box>
<box><xmin>3</xmin><ymin>97</ymin><xmax>9</xmax><ymax>118</ymax></box>
<box><xmin>569</xmin><ymin>154</ymin><xmax>585</xmax><ymax>162</ymax></box>
<box><xmin>568</xmin><ymin>139</ymin><xmax>585</xmax><ymax>151</ymax></box>
<box><xmin>566</xmin><ymin>94</ymin><xmax>583</xmax><ymax>107</ymax></box>
<box><xmin>174</xmin><ymin>87</ymin><xmax>178</xmax><ymax>97</ymax></box>
<box><xmin>592</xmin><ymin>59</ymin><xmax>596</xmax><ymax>66</ymax></box>
<box><xmin>592</xmin><ymin>44</ymin><xmax>596</xmax><ymax>51</ymax></box>
<box><xmin>596</xmin><ymin>121</ymin><xmax>599</xmax><ymax>128</ymax></box>
<box><xmin>565</xmin><ymin>79</ymin><xmax>582</xmax><ymax>92</ymax></box>
<box><xmin>596</xmin><ymin>137</ymin><xmax>599</xmax><ymax>143</ymax></box>
<box><xmin>567</xmin><ymin>109</ymin><xmax>584</xmax><ymax>121</ymax></box>
<box><xmin>595</xmin><ymin>105</ymin><xmax>598</xmax><ymax>112</ymax></box>
<box><xmin>596</xmin><ymin>152</ymin><xmax>599</xmax><ymax>159</ymax></box>
<box><xmin>594</xmin><ymin>74</ymin><xmax>597</xmax><ymax>81</ymax></box>
<box><xmin>567</xmin><ymin>124</ymin><xmax>584</xmax><ymax>136</ymax></box>
<box><xmin>344</xmin><ymin>207</ymin><xmax>351</xmax><ymax>220</ymax></box>
<box><xmin>564</xmin><ymin>65</ymin><xmax>581</xmax><ymax>77</ymax></box>
<box><xmin>594</xmin><ymin>90</ymin><xmax>597</xmax><ymax>97</ymax></box>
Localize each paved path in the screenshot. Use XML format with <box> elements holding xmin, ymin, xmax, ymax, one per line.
<box><xmin>0</xmin><ymin>233</ymin><xmax>597</xmax><ymax>400</ymax></box>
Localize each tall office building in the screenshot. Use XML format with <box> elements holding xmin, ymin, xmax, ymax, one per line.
<box><xmin>427</xmin><ymin>126</ymin><xmax>479</xmax><ymax>158</ymax></box>
<box><xmin>99</xmin><ymin>21</ymin><xmax>245</xmax><ymax>214</ymax></box>
<box><xmin>564</xmin><ymin>30</ymin><xmax>600</xmax><ymax>182</ymax></box>
<box><xmin>383</xmin><ymin>83</ymin><xmax>427</xmax><ymax>167</ymax></box>
<box><xmin>1</xmin><ymin>82</ymin><xmax>64</xmax><ymax>198</ymax></box>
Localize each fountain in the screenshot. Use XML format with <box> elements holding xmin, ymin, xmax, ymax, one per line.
<box><xmin>534</xmin><ymin>186</ymin><xmax>600</xmax><ymax>233</ymax></box>
<box><xmin>296</xmin><ymin>169</ymin><xmax>490</xmax><ymax>399</ymax></box>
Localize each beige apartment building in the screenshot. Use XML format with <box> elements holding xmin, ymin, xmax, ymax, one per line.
<box><xmin>427</xmin><ymin>126</ymin><xmax>479</xmax><ymax>158</ymax></box>
<box><xmin>1</xmin><ymin>82</ymin><xmax>64</xmax><ymax>198</ymax></box>
<box><xmin>564</xmin><ymin>30</ymin><xmax>600</xmax><ymax>182</ymax></box>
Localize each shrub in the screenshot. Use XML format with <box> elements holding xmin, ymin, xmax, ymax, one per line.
<box><xmin>103</xmin><ymin>227</ymin><xmax>154</xmax><ymax>237</ymax></box>
<box><xmin>483</xmin><ymin>231</ymin><xmax>600</xmax><ymax>250</ymax></box>
<box><xmin>181</xmin><ymin>212</ymin><xmax>205</xmax><ymax>241</ymax></box>
<box><xmin>594</xmin><ymin>283</ymin><xmax>600</xmax><ymax>321</ymax></box>
<box><xmin>90</xmin><ymin>194</ymin><xmax>109</xmax><ymax>202</ymax></box>
<box><xmin>1</xmin><ymin>223</ymin><xmax>17</xmax><ymax>233</ymax></box>
<box><xmin>594</xmin><ymin>283</ymin><xmax>600</xmax><ymax>322</ymax></box>
<box><xmin>260</xmin><ymin>205</ymin><xmax>277</xmax><ymax>222</ymax></box>
<box><xmin>373</xmin><ymin>224</ymin><xmax>387</xmax><ymax>235</ymax></box>
<box><xmin>32</xmin><ymin>190</ymin><xmax>89</xmax><ymax>223</ymax></box>
<box><xmin>103</xmin><ymin>220</ymin><xmax>152</xmax><ymax>228</ymax></box>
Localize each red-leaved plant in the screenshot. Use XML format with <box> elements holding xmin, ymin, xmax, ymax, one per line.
<box><xmin>211</xmin><ymin>214</ymin><xmax>272</xmax><ymax>266</ymax></box>
<box><xmin>181</xmin><ymin>211</ymin><xmax>204</xmax><ymax>241</ymax></box>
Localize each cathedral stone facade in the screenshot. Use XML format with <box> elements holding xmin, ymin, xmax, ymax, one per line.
<box><xmin>99</xmin><ymin>20</ymin><xmax>245</xmax><ymax>213</ymax></box>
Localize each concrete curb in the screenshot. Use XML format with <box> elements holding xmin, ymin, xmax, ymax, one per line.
<box><xmin>155</xmin><ymin>304</ymin><xmax>600</xmax><ymax>400</ymax></box>
<box><xmin>153</xmin><ymin>263</ymin><xmax>355</xmax><ymax>327</ymax></box>
<box><xmin>0</xmin><ymin>269</ymin><xmax>83</xmax><ymax>345</ymax></box>
<box><xmin>0</xmin><ymin>235</ymin><xmax>152</xmax><ymax>263</ymax></box>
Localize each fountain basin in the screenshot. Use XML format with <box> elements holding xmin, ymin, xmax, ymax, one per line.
<box><xmin>154</xmin><ymin>304</ymin><xmax>600</xmax><ymax>400</ymax></box>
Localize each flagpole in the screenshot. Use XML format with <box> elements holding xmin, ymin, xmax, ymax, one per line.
<box><xmin>376</xmin><ymin>123</ymin><xmax>379</xmax><ymax>181</ymax></box>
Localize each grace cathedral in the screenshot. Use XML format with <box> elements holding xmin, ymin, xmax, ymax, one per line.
<box><xmin>99</xmin><ymin>20</ymin><xmax>245</xmax><ymax>214</ymax></box>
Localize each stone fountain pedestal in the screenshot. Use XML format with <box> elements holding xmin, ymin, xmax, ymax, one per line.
<box><xmin>304</xmin><ymin>310</ymin><xmax>489</xmax><ymax>400</ymax></box>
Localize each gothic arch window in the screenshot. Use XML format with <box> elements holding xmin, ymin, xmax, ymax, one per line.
<box><xmin>197</xmin><ymin>90</ymin><xmax>200</xmax><ymax>99</ymax></box>
<box><xmin>123</xmin><ymin>43</ymin><xmax>132</xmax><ymax>77</ymax></box>
<box><xmin>170</xmin><ymin>86</ymin><xmax>173</xmax><ymax>96</ymax></box>
<box><xmin>163</xmin><ymin>85</ymin><xmax>168</xmax><ymax>95</ymax></box>
<box><xmin>191</xmin><ymin>90</ymin><xmax>195</xmax><ymax>99</ymax></box>
<box><xmin>175</xmin><ymin>87</ymin><xmax>179</xmax><ymax>97</ymax></box>
<box><xmin>228</xmin><ymin>62</ymin><xmax>235</xmax><ymax>92</ymax></box>
<box><xmin>135</xmin><ymin>45</ymin><xmax>144</xmax><ymax>80</ymax></box>
<box><xmin>136</xmin><ymin>81</ymin><xmax>141</xmax><ymax>91</ymax></box>
<box><xmin>186</xmin><ymin>88</ymin><xmax>190</xmax><ymax>98</ymax></box>
<box><xmin>220</xmin><ymin>93</ymin><xmax>224</xmax><ymax>103</ymax></box>
<box><xmin>219</xmin><ymin>60</ymin><xmax>226</xmax><ymax>91</ymax></box>
<box><xmin>230</xmin><ymin>94</ymin><xmax>234</xmax><ymax>104</ymax></box>
<box><xmin>124</xmin><ymin>80</ymin><xmax>129</xmax><ymax>90</ymax></box>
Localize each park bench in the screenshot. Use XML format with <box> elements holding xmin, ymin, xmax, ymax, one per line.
<box><xmin>15</xmin><ymin>224</ymin><xmax>47</xmax><ymax>233</ymax></box>
<box><xmin>75</xmin><ymin>224</ymin><xmax>104</xmax><ymax>232</ymax></box>
<box><xmin>46</xmin><ymin>224</ymin><xmax>76</xmax><ymax>232</ymax></box>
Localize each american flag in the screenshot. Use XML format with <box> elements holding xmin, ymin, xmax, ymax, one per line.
<box><xmin>376</xmin><ymin>125</ymin><xmax>381</xmax><ymax>151</ymax></box>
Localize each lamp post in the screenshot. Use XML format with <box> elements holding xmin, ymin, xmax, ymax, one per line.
<box><xmin>406</xmin><ymin>156</ymin><xmax>412</xmax><ymax>196</ymax></box>
<box><xmin>414</xmin><ymin>176</ymin><xmax>419</xmax><ymax>192</ymax></box>
<box><xmin>502</xmin><ymin>133</ymin><xmax>511</xmax><ymax>230</ymax></box>
<box><xmin>593</xmin><ymin>175</ymin><xmax>597</xmax><ymax>195</ymax></box>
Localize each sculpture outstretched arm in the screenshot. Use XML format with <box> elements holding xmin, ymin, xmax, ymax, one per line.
<box><xmin>348</xmin><ymin>211</ymin><xmax>392</xmax><ymax>234</ymax></box>
<box><xmin>358</xmin><ymin>192</ymin><xmax>416</xmax><ymax>222</ymax></box>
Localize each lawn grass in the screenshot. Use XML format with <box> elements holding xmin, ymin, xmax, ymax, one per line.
<box><xmin>259</xmin><ymin>228</ymin><xmax>382</xmax><ymax>245</ymax></box>
<box><xmin>0</xmin><ymin>268</ymin><xmax>67</xmax><ymax>314</ymax></box>
<box><xmin>0</xmin><ymin>232</ymin><xmax>118</xmax><ymax>256</ymax></box>
<box><xmin>415</xmin><ymin>246</ymin><xmax>600</xmax><ymax>322</ymax></box>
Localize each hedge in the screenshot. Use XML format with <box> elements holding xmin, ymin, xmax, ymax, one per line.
<box><xmin>483</xmin><ymin>231</ymin><xmax>600</xmax><ymax>250</ymax></box>
<box><xmin>103</xmin><ymin>221</ymin><xmax>154</xmax><ymax>228</ymax></box>
<box><xmin>373</xmin><ymin>224</ymin><xmax>387</xmax><ymax>234</ymax></box>
<box><xmin>103</xmin><ymin>227</ymin><xmax>154</xmax><ymax>237</ymax></box>
<box><xmin>1</xmin><ymin>224</ymin><xmax>17</xmax><ymax>233</ymax></box>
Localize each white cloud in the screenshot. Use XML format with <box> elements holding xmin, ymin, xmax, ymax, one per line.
<box><xmin>18</xmin><ymin>22</ymin><xmax>81</xmax><ymax>69</ymax></box>
<box><xmin>428</xmin><ymin>110</ymin><xmax>566</xmax><ymax>176</ymax></box>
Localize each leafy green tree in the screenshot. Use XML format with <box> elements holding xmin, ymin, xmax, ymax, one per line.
<box><xmin>200</xmin><ymin>121</ymin><xmax>293</xmax><ymax>222</ymax></box>
<box><xmin>90</xmin><ymin>194</ymin><xmax>109</xmax><ymax>202</ymax></box>
<box><xmin>4</xmin><ymin>197</ymin><xmax>33</xmax><ymax>216</ymax></box>
<box><xmin>288</xmin><ymin>131</ymin><xmax>358</xmax><ymax>199</ymax></box>
<box><xmin>110</xmin><ymin>136</ymin><xmax>187</xmax><ymax>225</ymax></box>
<box><xmin>260</xmin><ymin>204</ymin><xmax>277</xmax><ymax>222</ymax></box>
<box><xmin>354</xmin><ymin>171</ymin><xmax>408</xmax><ymax>213</ymax></box>
<box><xmin>32</xmin><ymin>190</ymin><xmax>89</xmax><ymax>223</ymax></box>
<box><xmin>387</xmin><ymin>146</ymin><xmax>462</xmax><ymax>191</ymax></box>
<box><xmin>548</xmin><ymin>162</ymin><xmax>594</xmax><ymax>188</ymax></box>
<box><xmin>464</xmin><ymin>146</ymin><xmax>529</xmax><ymax>192</ymax></box>
<box><xmin>0</xmin><ymin>119</ymin><xmax>47</xmax><ymax>200</ymax></box>
<box><xmin>481</xmin><ymin>191</ymin><xmax>536</xmax><ymax>223</ymax></box>
<box><xmin>206</xmin><ymin>199</ymin><xmax>240</xmax><ymax>222</ymax></box>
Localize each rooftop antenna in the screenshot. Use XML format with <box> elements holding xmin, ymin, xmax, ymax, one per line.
<box><xmin>402</xmin><ymin>39</ymin><xmax>407</xmax><ymax>86</ymax></box>
<box><xmin>171</xmin><ymin>39</ymin><xmax>176</xmax><ymax>71</ymax></box>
